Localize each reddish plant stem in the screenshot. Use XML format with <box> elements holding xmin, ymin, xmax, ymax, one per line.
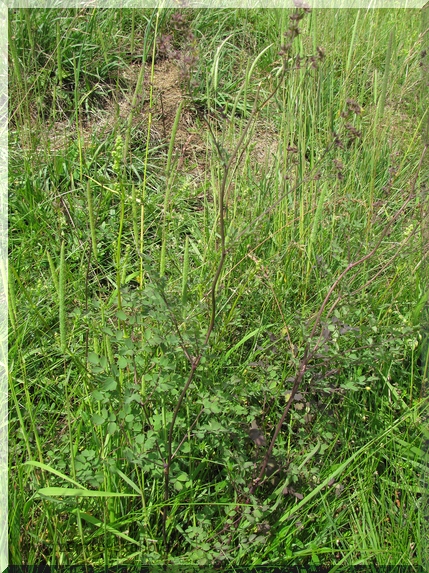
<box><xmin>250</xmin><ymin>147</ymin><xmax>427</xmax><ymax>497</ymax></box>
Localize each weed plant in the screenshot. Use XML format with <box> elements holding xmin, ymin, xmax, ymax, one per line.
<box><xmin>8</xmin><ymin>5</ymin><xmax>429</xmax><ymax>569</ymax></box>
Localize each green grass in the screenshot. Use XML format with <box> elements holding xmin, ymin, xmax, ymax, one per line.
<box><xmin>8</xmin><ymin>6</ymin><xmax>429</xmax><ymax>569</ymax></box>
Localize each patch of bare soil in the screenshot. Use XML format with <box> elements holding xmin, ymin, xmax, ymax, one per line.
<box><xmin>140</xmin><ymin>59</ymin><xmax>207</xmax><ymax>176</ymax></box>
<box><xmin>107</xmin><ymin>59</ymin><xmax>208</xmax><ymax>182</ymax></box>
<box><xmin>38</xmin><ymin>57</ymin><xmax>280</xmax><ymax>180</ymax></box>
<box><xmin>37</xmin><ymin>59</ymin><xmax>202</xmax><ymax>160</ymax></box>
<box><xmin>247</xmin><ymin>119</ymin><xmax>280</xmax><ymax>166</ymax></box>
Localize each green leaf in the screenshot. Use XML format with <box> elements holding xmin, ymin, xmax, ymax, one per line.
<box><xmin>208</xmin><ymin>420</ymin><xmax>223</xmax><ymax>431</ymax></box>
<box><xmin>92</xmin><ymin>413</ymin><xmax>105</xmax><ymax>425</ymax></box>
<box><xmin>115</xmin><ymin>469</ymin><xmax>143</xmax><ymax>494</ymax></box>
<box><xmin>102</xmin><ymin>377</ymin><xmax>117</xmax><ymax>392</ymax></box>
<box><xmin>92</xmin><ymin>390</ymin><xmax>104</xmax><ymax>401</ymax></box>
<box><xmin>38</xmin><ymin>487</ymin><xmax>138</xmax><ymax>497</ymax></box>
<box><xmin>107</xmin><ymin>422</ymin><xmax>117</xmax><ymax>435</ymax></box>
<box><xmin>88</xmin><ymin>352</ymin><xmax>99</xmax><ymax>365</ymax></box>
<box><xmin>72</xmin><ymin>509</ymin><xmax>140</xmax><ymax>545</ymax></box>
<box><xmin>340</xmin><ymin>381</ymin><xmax>359</xmax><ymax>391</ymax></box>
<box><xmin>181</xmin><ymin>442</ymin><xmax>191</xmax><ymax>453</ymax></box>
<box><xmin>23</xmin><ymin>461</ymin><xmax>86</xmax><ymax>489</ymax></box>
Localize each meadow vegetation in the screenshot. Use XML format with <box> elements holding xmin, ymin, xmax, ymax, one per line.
<box><xmin>8</xmin><ymin>6</ymin><xmax>429</xmax><ymax>569</ymax></box>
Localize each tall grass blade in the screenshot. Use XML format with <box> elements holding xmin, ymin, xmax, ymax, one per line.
<box><xmin>59</xmin><ymin>240</ymin><xmax>66</xmax><ymax>352</ymax></box>
<box><xmin>306</xmin><ymin>181</ymin><xmax>328</xmax><ymax>286</ymax></box>
<box><xmin>378</xmin><ymin>29</ymin><xmax>394</xmax><ymax>118</ymax></box>
<box><xmin>181</xmin><ymin>235</ymin><xmax>190</xmax><ymax>305</ymax></box>
<box><xmin>166</xmin><ymin>100</ymin><xmax>183</xmax><ymax>175</ymax></box>
<box><xmin>161</xmin><ymin>101</ymin><xmax>184</xmax><ymax>278</ymax></box>
<box><xmin>45</xmin><ymin>249</ymin><xmax>59</xmax><ymax>297</ymax></box>
<box><xmin>86</xmin><ymin>180</ymin><xmax>98</xmax><ymax>261</ymax></box>
<box><xmin>345</xmin><ymin>10</ymin><xmax>360</xmax><ymax>77</ymax></box>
